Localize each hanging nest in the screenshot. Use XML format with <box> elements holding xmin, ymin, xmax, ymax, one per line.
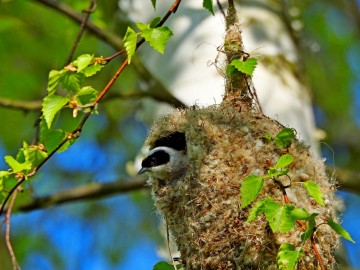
<box><xmin>145</xmin><ymin>98</ymin><xmax>338</xmax><ymax>269</ymax></box>
<box><xmin>144</xmin><ymin>3</ymin><xmax>339</xmax><ymax>269</ymax></box>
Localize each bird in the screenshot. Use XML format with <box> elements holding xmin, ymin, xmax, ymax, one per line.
<box><xmin>138</xmin><ymin>146</ymin><xmax>188</xmax><ymax>185</ymax></box>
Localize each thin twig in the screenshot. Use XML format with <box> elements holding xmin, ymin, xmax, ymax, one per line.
<box><xmin>6</xmin><ymin>189</ymin><xmax>21</xmax><ymax>270</ymax></box>
<box><xmin>65</xmin><ymin>0</ymin><xmax>97</xmax><ymax>65</ymax></box>
<box><xmin>311</xmin><ymin>235</ymin><xmax>325</xmax><ymax>270</ymax></box>
<box><xmin>0</xmin><ymin>0</ymin><xmax>184</xmax><ymax>216</ymax></box>
<box><xmin>32</xmin><ymin>0</ymin><xmax>186</xmax><ymax>109</ymax></box>
<box><xmin>217</xmin><ymin>0</ymin><xmax>226</xmax><ymax>18</ymax></box>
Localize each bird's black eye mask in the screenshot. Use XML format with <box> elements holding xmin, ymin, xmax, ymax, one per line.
<box><xmin>152</xmin><ymin>131</ymin><xmax>186</xmax><ymax>151</ymax></box>
<box><xmin>141</xmin><ymin>150</ymin><xmax>170</xmax><ymax>168</ymax></box>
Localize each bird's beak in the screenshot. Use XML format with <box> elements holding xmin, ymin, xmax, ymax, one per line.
<box><xmin>138</xmin><ymin>167</ymin><xmax>148</xmax><ymax>175</ymax></box>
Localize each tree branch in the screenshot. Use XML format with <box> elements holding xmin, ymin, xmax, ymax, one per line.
<box><xmin>16</xmin><ymin>176</ymin><xmax>147</xmax><ymax>212</ymax></box>
<box><xmin>32</xmin><ymin>0</ymin><xmax>186</xmax><ymax>109</ymax></box>
<box><xmin>0</xmin><ymin>97</ymin><xmax>42</xmax><ymax>111</ymax></box>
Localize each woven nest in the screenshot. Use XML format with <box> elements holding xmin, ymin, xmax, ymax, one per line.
<box><xmin>145</xmin><ymin>98</ymin><xmax>339</xmax><ymax>269</ymax></box>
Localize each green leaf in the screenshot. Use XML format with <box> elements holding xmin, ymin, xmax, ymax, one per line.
<box><xmin>290</xmin><ymin>207</ymin><xmax>311</xmax><ymax>220</ymax></box>
<box><xmin>60</xmin><ymin>72</ymin><xmax>83</xmax><ymax>93</ymax></box>
<box><xmin>264</xmin><ymin>200</ymin><xmax>296</xmax><ymax>232</ymax></box>
<box><xmin>301</xmin><ymin>213</ymin><xmax>318</xmax><ymax>242</ymax></box>
<box><xmin>136</xmin><ymin>22</ymin><xmax>149</xmax><ymax>32</ymax></box>
<box><xmin>47</xmin><ymin>70</ymin><xmax>64</xmax><ymax>93</ymax></box>
<box><xmin>247</xmin><ymin>197</ymin><xmax>270</xmax><ymax>222</ymax></box>
<box><xmin>4</xmin><ymin>155</ymin><xmax>32</xmax><ymax>173</ymax></box>
<box><xmin>275</xmin><ymin>154</ymin><xmax>294</xmax><ymax>169</ymax></box>
<box><xmin>0</xmin><ymin>171</ymin><xmax>10</xmax><ymax>179</ymax></box>
<box><xmin>277</xmin><ymin>243</ymin><xmax>303</xmax><ymax>270</ymax></box>
<box><xmin>263</xmin><ymin>133</ymin><xmax>273</xmax><ymax>141</ymax></box>
<box><xmin>150</xmin><ymin>17</ymin><xmax>161</xmax><ymax>28</ymax></box>
<box><xmin>75</xmin><ymin>54</ymin><xmax>94</xmax><ymax>72</ymax></box>
<box><xmin>42</xmin><ymin>95</ymin><xmax>70</xmax><ymax>129</ymax></box>
<box><xmin>327</xmin><ymin>218</ymin><xmax>355</xmax><ymax>243</ymax></box>
<box><xmin>21</xmin><ymin>141</ymin><xmax>48</xmax><ymax>168</ymax></box>
<box><xmin>82</xmin><ymin>63</ymin><xmax>105</xmax><ymax>77</ymax></box>
<box><xmin>274</xmin><ymin>128</ymin><xmax>296</xmax><ymax>148</ymax></box>
<box><xmin>0</xmin><ymin>171</ymin><xmax>10</xmax><ymax>193</ymax></box>
<box><xmin>302</xmin><ymin>180</ymin><xmax>324</xmax><ymax>206</ymax></box>
<box><xmin>151</xmin><ymin>0</ymin><xmax>157</xmax><ymax>10</ymax></box>
<box><xmin>39</xmin><ymin>118</ymin><xmax>66</xmax><ymax>153</ymax></box>
<box><xmin>153</xmin><ymin>261</ymin><xmax>175</xmax><ymax>270</ymax></box>
<box><xmin>229</xmin><ymin>58</ymin><xmax>258</xmax><ymax>76</ymax></box>
<box><xmin>240</xmin><ymin>175</ymin><xmax>264</xmax><ymax>208</ymax></box>
<box><xmin>76</xmin><ymin>86</ymin><xmax>97</xmax><ymax>106</ymax></box>
<box><xmin>124</xmin><ymin>27</ymin><xmax>138</xmax><ymax>63</ymax></box>
<box><xmin>140</xmin><ymin>26</ymin><xmax>173</xmax><ymax>54</ymax></box>
<box><xmin>202</xmin><ymin>0</ymin><xmax>214</xmax><ymax>15</ymax></box>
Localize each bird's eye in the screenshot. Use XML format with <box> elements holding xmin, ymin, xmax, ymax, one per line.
<box><xmin>150</xmin><ymin>157</ymin><xmax>157</xmax><ymax>166</ymax></box>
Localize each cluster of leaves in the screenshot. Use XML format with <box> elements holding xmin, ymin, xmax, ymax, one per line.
<box><xmin>124</xmin><ymin>19</ymin><xmax>173</xmax><ymax>63</ymax></box>
<box><xmin>0</xmin><ymin>54</ymin><xmax>106</xmax><ymax>205</ymax></box>
<box><xmin>240</xmin><ymin>128</ymin><xmax>354</xmax><ymax>269</ymax></box>
<box><xmin>0</xmin><ymin>9</ymin><xmax>177</xmax><ymax>211</ymax></box>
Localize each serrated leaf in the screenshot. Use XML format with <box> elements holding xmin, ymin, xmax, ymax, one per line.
<box><xmin>21</xmin><ymin>141</ymin><xmax>48</xmax><ymax>168</ymax></box>
<box><xmin>264</xmin><ymin>201</ymin><xmax>296</xmax><ymax>232</ymax></box>
<box><xmin>275</xmin><ymin>128</ymin><xmax>296</xmax><ymax>148</ymax></box>
<box><xmin>47</xmin><ymin>70</ymin><xmax>64</xmax><ymax>93</ymax></box>
<box><xmin>240</xmin><ymin>175</ymin><xmax>264</xmax><ymax>208</ymax></box>
<box><xmin>4</xmin><ymin>155</ymin><xmax>32</xmax><ymax>173</ymax></box>
<box><xmin>141</xmin><ymin>26</ymin><xmax>173</xmax><ymax>54</ymax></box>
<box><xmin>327</xmin><ymin>218</ymin><xmax>355</xmax><ymax>243</ymax></box>
<box><xmin>60</xmin><ymin>72</ymin><xmax>83</xmax><ymax>93</ymax></box>
<box><xmin>151</xmin><ymin>0</ymin><xmax>157</xmax><ymax>10</ymax></box>
<box><xmin>76</xmin><ymin>54</ymin><xmax>94</xmax><ymax>72</ymax></box>
<box><xmin>275</xmin><ymin>154</ymin><xmax>294</xmax><ymax>169</ymax></box>
<box><xmin>124</xmin><ymin>27</ymin><xmax>138</xmax><ymax>63</ymax></box>
<box><xmin>290</xmin><ymin>207</ymin><xmax>311</xmax><ymax>220</ymax></box>
<box><xmin>302</xmin><ymin>180</ymin><xmax>324</xmax><ymax>206</ymax></box>
<box><xmin>247</xmin><ymin>197</ymin><xmax>270</xmax><ymax>222</ymax></box>
<box><xmin>202</xmin><ymin>0</ymin><xmax>214</xmax><ymax>15</ymax></box>
<box><xmin>153</xmin><ymin>261</ymin><xmax>175</xmax><ymax>270</ymax></box>
<box><xmin>136</xmin><ymin>22</ymin><xmax>149</xmax><ymax>32</ymax></box>
<box><xmin>301</xmin><ymin>213</ymin><xmax>318</xmax><ymax>242</ymax></box>
<box><xmin>82</xmin><ymin>64</ymin><xmax>104</xmax><ymax>77</ymax></box>
<box><xmin>40</xmin><ymin>118</ymin><xmax>67</xmax><ymax>153</ymax></box>
<box><xmin>42</xmin><ymin>95</ymin><xmax>69</xmax><ymax>129</ymax></box>
<box><xmin>277</xmin><ymin>243</ymin><xmax>303</xmax><ymax>270</ymax></box>
<box><xmin>230</xmin><ymin>58</ymin><xmax>257</xmax><ymax>76</ymax></box>
<box><xmin>76</xmin><ymin>86</ymin><xmax>97</xmax><ymax>106</ymax></box>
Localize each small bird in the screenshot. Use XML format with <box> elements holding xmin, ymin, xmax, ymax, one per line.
<box><xmin>138</xmin><ymin>146</ymin><xmax>188</xmax><ymax>184</ymax></box>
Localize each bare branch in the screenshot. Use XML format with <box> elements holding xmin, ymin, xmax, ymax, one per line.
<box><xmin>17</xmin><ymin>177</ymin><xmax>147</xmax><ymax>212</ymax></box>
<box><xmin>0</xmin><ymin>97</ymin><xmax>42</xmax><ymax>111</ymax></box>
<box><xmin>65</xmin><ymin>0</ymin><xmax>98</xmax><ymax>65</ymax></box>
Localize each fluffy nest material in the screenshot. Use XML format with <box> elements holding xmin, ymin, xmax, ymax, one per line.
<box><xmin>145</xmin><ymin>98</ymin><xmax>339</xmax><ymax>269</ymax></box>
